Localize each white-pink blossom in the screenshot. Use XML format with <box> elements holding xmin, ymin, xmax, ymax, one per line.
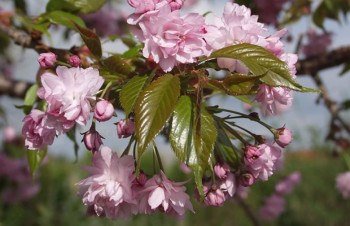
<box><xmin>336</xmin><ymin>171</ymin><xmax>350</xmax><ymax>199</ymax></box>
<box><xmin>116</xmin><ymin>119</ymin><xmax>135</xmax><ymax>138</ymax></box>
<box><xmin>38</xmin><ymin>66</ymin><xmax>104</xmax><ymax>125</ymax></box>
<box><xmin>245</xmin><ymin>144</ymin><xmax>282</xmax><ymax>181</ymax></box>
<box><xmin>141</xmin><ymin>171</ymin><xmax>193</xmax><ymax>216</ymax></box>
<box><xmin>94</xmin><ymin>99</ymin><xmax>114</xmax><ymax>122</ymax></box>
<box><xmin>134</xmin><ymin>5</ymin><xmax>210</xmax><ymax>72</ymax></box>
<box><xmin>77</xmin><ymin>146</ymin><xmax>137</xmax><ymax>219</ymax></box>
<box><xmin>255</xmin><ymin>85</ymin><xmax>293</xmax><ymax>116</ymax></box>
<box><xmin>22</xmin><ymin>109</ymin><xmax>56</xmax><ymax>150</ymax></box>
<box><xmin>275</xmin><ymin>127</ymin><xmax>293</xmax><ymax>148</ymax></box>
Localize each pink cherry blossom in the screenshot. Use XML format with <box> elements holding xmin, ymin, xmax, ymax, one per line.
<box><xmin>219</xmin><ymin>172</ymin><xmax>237</xmax><ymax>197</ymax></box>
<box><xmin>134</xmin><ymin>5</ymin><xmax>210</xmax><ymax>72</ymax></box>
<box><xmin>128</xmin><ymin>0</ymin><xmax>160</xmax><ymax>14</ymax></box>
<box><xmin>336</xmin><ymin>171</ymin><xmax>350</xmax><ymax>199</ymax></box>
<box><xmin>239</xmin><ymin>173</ymin><xmax>255</xmax><ymax>187</ymax></box>
<box><xmin>116</xmin><ymin>119</ymin><xmax>135</xmax><ymax>138</ymax></box>
<box><xmin>259</xmin><ymin>194</ymin><xmax>285</xmax><ymax>221</ymax></box>
<box><xmin>205</xmin><ymin>2</ymin><xmax>266</xmax><ymax>73</ymax></box>
<box><xmin>141</xmin><ymin>171</ymin><xmax>193</xmax><ymax>216</ymax></box>
<box><xmin>77</xmin><ymin>146</ymin><xmax>137</xmax><ymax>219</ymax></box>
<box><xmin>166</xmin><ymin>0</ymin><xmax>184</xmax><ymax>11</ymax></box>
<box><xmin>94</xmin><ymin>99</ymin><xmax>115</xmax><ymax>122</ymax></box>
<box><xmin>38</xmin><ymin>52</ymin><xmax>56</xmax><ymax>68</ymax></box>
<box><xmin>244</xmin><ymin>145</ymin><xmax>261</xmax><ymax>164</ymax></box>
<box><xmin>275</xmin><ymin>171</ymin><xmax>301</xmax><ymax>195</ymax></box>
<box><xmin>255</xmin><ymin>85</ymin><xmax>293</xmax><ymax>116</ymax></box>
<box><xmin>245</xmin><ymin>144</ymin><xmax>282</xmax><ymax>181</ymax></box>
<box><xmin>83</xmin><ymin>130</ymin><xmax>104</xmax><ymax>153</ymax></box>
<box><xmin>38</xmin><ymin>66</ymin><xmax>104</xmax><ymax>125</ymax></box>
<box><xmin>275</xmin><ymin>127</ymin><xmax>293</xmax><ymax>148</ymax></box>
<box><xmin>22</xmin><ymin>109</ymin><xmax>56</xmax><ymax>150</ymax></box>
<box><xmin>68</xmin><ymin>55</ymin><xmax>80</xmax><ymax>67</ymax></box>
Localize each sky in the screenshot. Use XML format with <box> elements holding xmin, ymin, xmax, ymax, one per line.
<box><xmin>1</xmin><ymin>0</ymin><xmax>350</xmax><ymax>161</ymax></box>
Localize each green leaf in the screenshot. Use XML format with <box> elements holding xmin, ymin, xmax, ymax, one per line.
<box><xmin>122</xmin><ymin>45</ymin><xmax>142</xmax><ymax>59</ymax></box>
<box><xmin>215</xmin><ymin>124</ymin><xmax>240</xmax><ymax>169</ymax></box>
<box><xmin>101</xmin><ymin>55</ymin><xmax>133</xmax><ymax>75</ymax></box>
<box><xmin>46</xmin><ymin>0</ymin><xmax>106</xmax><ymax>14</ymax></box>
<box><xmin>76</xmin><ymin>24</ymin><xmax>102</xmax><ymax>59</ymax></box>
<box><xmin>135</xmin><ymin>75</ymin><xmax>180</xmax><ymax>161</ymax></box>
<box><xmin>169</xmin><ymin>96</ymin><xmax>193</xmax><ymax>162</ymax></box>
<box><xmin>189</xmin><ymin>104</ymin><xmax>217</xmax><ymax>199</ymax></box>
<box><xmin>24</xmin><ymin>84</ymin><xmax>38</xmax><ymax>107</ymax></box>
<box><xmin>42</xmin><ymin>11</ymin><xmax>86</xmax><ymax>30</ymax></box>
<box><xmin>27</xmin><ymin>148</ymin><xmax>47</xmax><ymax>176</ymax></box>
<box><xmin>210</xmin><ymin>43</ymin><xmax>316</xmax><ymax>92</ymax></box>
<box><xmin>120</xmin><ymin>76</ymin><xmax>148</xmax><ymax>116</ymax></box>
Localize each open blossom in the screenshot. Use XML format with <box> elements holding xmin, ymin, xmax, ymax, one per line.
<box><xmin>134</xmin><ymin>5</ymin><xmax>210</xmax><ymax>72</ymax></box>
<box><xmin>336</xmin><ymin>171</ymin><xmax>350</xmax><ymax>199</ymax></box>
<box><xmin>203</xmin><ymin>183</ymin><xmax>226</xmax><ymax>206</ymax></box>
<box><xmin>77</xmin><ymin>146</ymin><xmax>137</xmax><ymax>219</ymax></box>
<box><xmin>141</xmin><ymin>171</ymin><xmax>193</xmax><ymax>216</ymax></box>
<box><xmin>37</xmin><ymin>66</ymin><xmax>104</xmax><ymax>125</ymax></box>
<box><xmin>205</xmin><ymin>2</ymin><xmax>266</xmax><ymax>73</ymax></box>
<box><xmin>22</xmin><ymin>109</ymin><xmax>56</xmax><ymax>150</ymax></box>
<box><xmin>259</xmin><ymin>194</ymin><xmax>285</xmax><ymax>221</ymax></box>
<box><xmin>245</xmin><ymin>144</ymin><xmax>282</xmax><ymax>181</ymax></box>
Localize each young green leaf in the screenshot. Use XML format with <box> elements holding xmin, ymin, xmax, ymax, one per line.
<box><xmin>120</xmin><ymin>76</ymin><xmax>148</xmax><ymax>116</ymax></box>
<box><xmin>135</xmin><ymin>75</ymin><xmax>180</xmax><ymax>162</ymax></box>
<box><xmin>101</xmin><ymin>55</ymin><xmax>133</xmax><ymax>76</ymax></box>
<box><xmin>46</xmin><ymin>0</ymin><xmax>106</xmax><ymax>14</ymax></box>
<box><xmin>43</xmin><ymin>11</ymin><xmax>86</xmax><ymax>30</ymax></box>
<box><xmin>27</xmin><ymin>148</ymin><xmax>47</xmax><ymax>177</ymax></box>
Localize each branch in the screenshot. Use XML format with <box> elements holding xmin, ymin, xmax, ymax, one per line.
<box><xmin>0</xmin><ymin>75</ymin><xmax>33</xmax><ymax>99</ymax></box>
<box><xmin>296</xmin><ymin>46</ymin><xmax>350</xmax><ymax>76</ymax></box>
<box><xmin>0</xmin><ymin>22</ymin><xmax>33</xmax><ymax>48</ymax></box>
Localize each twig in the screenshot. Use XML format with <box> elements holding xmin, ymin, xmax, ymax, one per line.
<box><xmin>0</xmin><ymin>75</ymin><xmax>33</xmax><ymax>99</ymax></box>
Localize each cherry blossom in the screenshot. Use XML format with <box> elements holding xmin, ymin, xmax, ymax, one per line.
<box><xmin>336</xmin><ymin>171</ymin><xmax>350</xmax><ymax>199</ymax></box>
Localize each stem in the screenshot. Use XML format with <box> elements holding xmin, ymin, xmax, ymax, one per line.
<box><xmin>121</xmin><ymin>135</ymin><xmax>135</xmax><ymax>157</ymax></box>
<box><xmin>100</xmin><ymin>81</ymin><xmax>113</xmax><ymax>99</ymax></box>
<box><xmin>152</xmin><ymin>141</ymin><xmax>164</xmax><ymax>172</ymax></box>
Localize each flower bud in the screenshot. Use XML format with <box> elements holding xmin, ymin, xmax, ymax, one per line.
<box><xmin>214</xmin><ymin>162</ymin><xmax>230</xmax><ymax>179</ymax></box>
<box><xmin>136</xmin><ymin>171</ymin><xmax>148</xmax><ymax>186</ymax></box>
<box><xmin>244</xmin><ymin>145</ymin><xmax>261</xmax><ymax>164</ymax></box>
<box><xmin>116</xmin><ymin>119</ymin><xmax>135</xmax><ymax>138</ymax></box>
<box><xmin>94</xmin><ymin>100</ymin><xmax>114</xmax><ymax>122</ymax></box>
<box><xmin>68</xmin><ymin>55</ymin><xmax>81</xmax><ymax>67</ymax></box>
<box><xmin>167</xmin><ymin>0</ymin><xmax>184</xmax><ymax>11</ymax></box>
<box><xmin>239</xmin><ymin>173</ymin><xmax>255</xmax><ymax>187</ymax></box>
<box><xmin>275</xmin><ymin>127</ymin><xmax>292</xmax><ymax>148</ymax></box>
<box><xmin>38</xmin><ymin>52</ymin><xmax>56</xmax><ymax>68</ymax></box>
<box><xmin>83</xmin><ymin>130</ymin><xmax>103</xmax><ymax>153</ymax></box>
<box><xmin>204</xmin><ymin>185</ymin><xmax>226</xmax><ymax>206</ymax></box>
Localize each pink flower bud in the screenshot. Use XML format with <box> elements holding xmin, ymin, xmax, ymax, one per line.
<box><xmin>244</xmin><ymin>145</ymin><xmax>261</xmax><ymax>164</ymax></box>
<box><xmin>239</xmin><ymin>173</ymin><xmax>255</xmax><ymax>187</ymax></box>
<box><xmin>276</xmin><ymin>127</ymin><xmax>292</xmax><ymax>148</ymax></box>
<box><xmin>204</xmin><ymin>185</ymin><xmax>226</xmax><ymax>206</ymax></box>
<box><xmin>38</xmin><ymin>52</ymin><xmax>56</xmax><ymax>68</ymax></box>
<box><xmin>94</xmin><ymin>100</ymin><xmax>114</xmax><ymax>122</ymax></box>
<box><xmin>116</xmin><ymin>119</ymin><xmax>135</xmax><ymax>138</ymax></box>
<box><xmin>135</xmin><ymin>171</ymin><xmax>148</xmax><ymax>186</ymax></box>
<box><xmin>83</xmin><ymin>130</ymin><xmax>103</xmax><ymax>153</ymax></box>
<box><xmin>214</xmin><ymin>162</ymin><xmax>230</xmax><ymax>179</ymax></box>
<box><xmin>167</xmin><ymin>0</ymin><xmax>184</xmax><ymax>10</ymax></box>
<box><xmin>68</xmin><ymin>55</ymin><xmax>81</xmax><ymax>67</ymax></box>
<box><xmin>3</xmin><ymin>126</ymin><xmax>16</xmax><ymax>142</ymax></box>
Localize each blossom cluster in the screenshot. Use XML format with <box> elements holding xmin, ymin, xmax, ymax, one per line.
<box><xmin>128</xmin><ymin>1</ymin><xmax>298</xmax><ymax>115</ymax></box>
<box><xmin>77</xmin><ymin>146</ymin><xmax>193</xmax><ymax>218</ymax></box>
